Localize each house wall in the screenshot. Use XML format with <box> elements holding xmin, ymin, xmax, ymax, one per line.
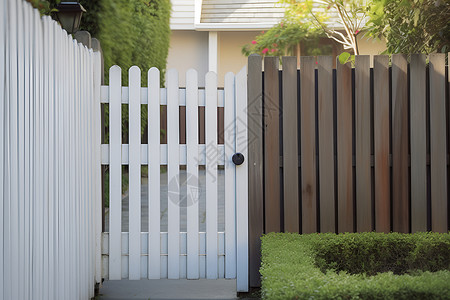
<box><xmin>357</xmin><ymin>34</ymin><xmax>387</xmax><ymax>61</ymax></box>
<box><xmin>166</xmin><ymin>30</ymin><xmax>209</xmax><ymax>87</ymax></box>
<box><xmin>166</xmin><ymin>30</ymin><xmax>387</xmax><ymax>87</ymax></box>
<box><xmin>170</xmin><ymin>0</ymin><xmax>195</xmax><ymax>30</ymax></box>
<box><xmin>167</xmin><ymin>30</ymin><xmax>259</xmax><ymax>87</ymax></box>
<box><xmin>218</xmin><ymin>31</ymin><xmax>259</xmax><ymax>85</ymax></box>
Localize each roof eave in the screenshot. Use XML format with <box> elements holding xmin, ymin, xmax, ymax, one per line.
<box><xmin>194</xmin><ymin>22</ymin><xmax>277</xmax><ymax>31</ymax></box>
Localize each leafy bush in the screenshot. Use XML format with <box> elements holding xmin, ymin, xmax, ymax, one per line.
<box><xmin>367</xmin><ymin>0</ymin><xmax>450</xmax><ymax>54</ymax></box>
<box><xmin>96</xmin><ymin>0</ymin><xmax>171</xmax><ymax>86</ymax></box>
<box><xmin>261</xmin><ymin>232</ymin><xmax>450</xmax><ymax>300</ymax></box>
<box><xmin>312</xmin><ymin>232</ymin><xmax>450</xmax><ymax>275</ymax></box>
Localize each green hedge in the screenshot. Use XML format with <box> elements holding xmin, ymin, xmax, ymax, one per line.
<box><xmin>261</xmin><ymin>232</ymin><xmax>450</xmax><ymax>300</ymax></box>
<box><xmin>95</xmin><ymin>0</ymin><xmax>171</xmax><ymax>86</ymax></box>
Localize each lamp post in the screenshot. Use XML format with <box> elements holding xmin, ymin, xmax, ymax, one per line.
<box><xmin>54</xmin><ymin>2</ymin><xmax>86</xmax><ymax>34</ymax></box>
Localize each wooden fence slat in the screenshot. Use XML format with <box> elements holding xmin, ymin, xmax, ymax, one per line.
<box><xmin>68</xmin><ymin>36</ymin><xmax>75</xmax><ymax>297</ymax></box>
<box><xmin>94</xmin><ymin>50</ymin><xmax>103</xmax><ymax>286</ymax></box>
<box><xmin>109</xmin><ymin>65</ymin><xmax>122</xmax><ymax>279</ymax></box>
<box><xmin>167</xmin><ymin>68</ymin><xmax>180</xmax><ymax>279</ymax></box>
<box><xmin>186</xmin><ymin>69</ymin><xmax>200</xmax><ymax>279</ymax></box>
<box><xmin>300</xmin><ymin>56</ymin><xmax>317</xmax><ymax>233</ymax></box>
<box><xmin>17</xmin><ymin>2</ymin><xmax>27</xmax><ymax>299</ymax></box>
<box><xmin>148</xmin><ymin>67</ymin><xmax>161</xmax><ymax>279</ymax></box>
<box><xmin>62</xmin><ymin>30</ymin><xmax>68</xmax><ymax>299</ymax></box>
<box><xmin>224</xmin><ymin>72</ymin><xmax>236</xmax><ymax>278</ymax></box>
<box><xmin>355</xmin><ymin>55</ymin><xmax>372</xmax><ymax>232</ymax></box>
<box><xmin>391</xmin><ymin>54</ymin><xmax>409</xmax><ymax>233</ymax></box>
<box><xmin>336</xmin><ymin>58</ymin><xmax>353</xmax><ymax>233</ymax></box>
<box><xmin>410</xmin><ymin>54</ymin><xmax>427</xmax><ymax>232</ymax></box>
<box><xmin>373</xmin><ymin>55</ymin><xmax>390</xmax><ymax>233</ymax></box>
<box><xmin>8</xmin><ymin>1</ymin><xmax>20</xmax><ymax>298</ymax></box>
<box><xmin>282</xmin><ymin>56</ymin><xmax>299</xmax><ymax>233</ymax></box>
<box><xmin>0</xmin><ymin>0</ymin><xmax>5</xmax><ymax>295</ymax></box>
<box><xmin>55</xmin><ymin>25</ymin><xmax>63</xmax><ymax>300</ymax></box>
<box><xmin>247</xmin><ymin>54</ymin><xmax>263</xmax><ymax>287</ymax></box>
<box><xmin>75</xmin><ymin>43</ymin><xmax>81</xmax><ymax>298</ymax></box>
<box><xmin>205</xmin><ymin>71</ymin><xmax>218</xmax><ymax>279</ymax></box>
<box><xmin>429</xmin><ymin>53</ymin><xmax>448</xmax><ymax>233</ymax></box>
<box><xmin>236</xmin><ymin>66</ymin><xmax>249</xmax><ymax>292</ymax></box>
<box><xmin>318</xmin><ymin>56</ymin><xmax>335</xmax><ymax>233</ymax></box>
<box><xmin>26</xmin><ymin>6</ymin><xmax>35</xmax><ymax>297</ymax></box>
<box><xmin>264</xmin><ymin>56</ymin><xmax>281</xmax><ymax>232</ymax></box>
<box><xmin>128</xmin><ymin>66</ymin><xmax>141</xmax><ymax>279</ymax></box>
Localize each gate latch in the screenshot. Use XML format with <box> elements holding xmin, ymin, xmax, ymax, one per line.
<box><xmin>232</xmin><ymin>153</ymin><xmax>245</xmax><ymax>165</ymax></box>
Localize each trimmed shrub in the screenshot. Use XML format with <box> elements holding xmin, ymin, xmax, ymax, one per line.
<box><xmin>96</xmin><ymin>0</ymin><xmax>171</xmax><ymax>86</ymax></box>
<box><xmin>261</xmin><ymin>232</ymin><xmax>450</xmax><ymax>300</ymax></box>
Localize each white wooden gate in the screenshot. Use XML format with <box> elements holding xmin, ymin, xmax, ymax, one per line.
<box><xmin>101</xmin><ymin>66</ymin><xmax>249</xmax><ymax>291</ymax></box>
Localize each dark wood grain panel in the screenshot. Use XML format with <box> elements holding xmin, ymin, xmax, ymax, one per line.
<box><xmin>355</xmin><ymin>55</ymin><xmax>372</xmax><ymax>232</ymax></box>
<box><xmin>282</xmin><ymin>56</ymin><xmax>299</xmax><ymax>233</ymax></box>
<box><xmin>409</xmin><ymin>54</ymin><xmax>427</xmax><ymax>232</ymax></box>
<box><xmin>264</xmin><ymin>56</ymin><xmax>281</xmax><ymax>233</ymax></box>
<box><xmin>336</xmin><ymin>59</ymin><xmax>353</xmax><ymax>233</ymax></box>
<box><xmin>391</xmin><ymin>54</ymin><xmax>409</xmax><ymax>233</ymax></box>
<box><xmin>429</xmin><ymin>53</ymin><xmax>447</xmax><ymax>233</ymax></box>
<box><xmin>317</xmin><ymin>56</ymin><xmax>335</xmax><ymax>233</ymax></box>
<box><xmin>247</xmin><ymin>54</ymin><xmax>264</xmax><ymax>287</ymax></box>
<box><xmin>373</xmin><ymin>55</ymin><xmax>390</xmax><ymax>233</ymax></box>
<box><xmin>300</xmin><ymin>56</ymin><xmax>317</xmax><ymax>233</ymax></box>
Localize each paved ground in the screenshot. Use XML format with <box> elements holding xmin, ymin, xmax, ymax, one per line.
<box><xmin>105</xmin><ymin>169</ymin><xmax>226</xmax><ymax>233</ymax></box>
<box><xmin>97</xmin><ymin>279</ymin><xmax>238</xmax><ymax>300</ymax></box>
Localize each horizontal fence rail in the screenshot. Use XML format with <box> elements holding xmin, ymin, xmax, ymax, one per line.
<box><xmin>1</xmin><ymin>0</ymin><xmax>102</xmax><ymax>299</ymax></box>
<box><xmin>101</xmin><ymin>66</ymin><xmax>249</xmax><ymax>291</ymax></box>
<box><xmin>247</xmin><ymin>54</ymin><xmax>450</xmax><ymax>287</ymax></box>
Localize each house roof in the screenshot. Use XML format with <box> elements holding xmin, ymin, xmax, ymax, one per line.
<box><xmin>169</xmin><ymin>0</ymin><xmax>356</xmax><ymax>31</ymax></box>
<box><xmin>170</xmin><ymin>0</ymin><xmax>285</xmax><ymax>31</ymax></box>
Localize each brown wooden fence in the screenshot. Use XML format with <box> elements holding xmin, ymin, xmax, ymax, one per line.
<box><xmin>247</xmin><ymin>54</ymin><xmax>450</xmax><ymax>287</ymax></box>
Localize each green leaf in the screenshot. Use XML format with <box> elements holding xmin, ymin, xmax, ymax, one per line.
<box><xmin>338</xmin><ymin>52</ymin><xmax>351</xmax><ymax>64</ymax></box>
<box><xmin>413</xmin><ymin>9</ymin><xmax>420</xmax><ymax>26</ymax></box>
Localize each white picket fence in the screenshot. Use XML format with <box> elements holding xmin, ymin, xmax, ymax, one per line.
<box><xmin>101</xmin><ymin>66</ymin><xmax>249</xmax><ymax>291</ymax></box>
<box><xmin>0</xmin><ymin>1</ymin><xmax>102</xmax><ymax>299</ymax></box>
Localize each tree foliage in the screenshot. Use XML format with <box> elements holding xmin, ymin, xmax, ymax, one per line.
<box><xmin>242</xmin><ymin>0</ymin><xmax>371</xmax><ymax>57</ymax></box>
<box><xmin>367</xmin><ymin>0</ymin><xmax>450</xmax><ymax>54</ymax></box>
<box><xmin>97</xmin><ymin>0</ymin><xmax>171</xmax><ymax>85</ymax></box>
<box><xmin>242</xmin><ymin>1</ymin><xmax>325</xmax><ymax>57</ymax></box>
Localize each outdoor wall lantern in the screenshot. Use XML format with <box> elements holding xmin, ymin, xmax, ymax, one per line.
<box><xmin>54</xmin><ymin>2</ymin><xmax>86</xmax><ymax>34</ymax></box>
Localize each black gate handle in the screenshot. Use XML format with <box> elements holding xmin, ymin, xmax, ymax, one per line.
<box><xmin>232</xmin><ymin>153</ymin><xmax>245</xmax><ymax>165</ymax></box>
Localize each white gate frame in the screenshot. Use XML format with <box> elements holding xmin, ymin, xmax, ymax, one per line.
<box><xmin>100</xmin><ymin>66</ymin><xmax>248</xmax><ymax>291</ymax></box>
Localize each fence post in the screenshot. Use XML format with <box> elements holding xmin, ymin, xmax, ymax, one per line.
<box><xmin>247</xmin><ymin>54</ymin><xmax>263</xmax><ymax>287</ymax></box>
<box><xmin>74</xmin><ymin>30</ymin><xmax>91</xmax><ymax>48</ymax></box>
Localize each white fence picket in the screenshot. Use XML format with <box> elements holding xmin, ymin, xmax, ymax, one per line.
<box><xmin>205</xmin><ymin>71</ymin><xmax>218</xmax><ymax>279</ymax></box>
<box><xmin>23</xmin><ymin>4</ymin><xmax>31</xmax><ymax>297</ymax></box>
<box><xmin>35</xmin><ymin>8</ymin><xmax>44</xmax><ymax>299</ymax></box>
<box><xmin>0</xmin><ymin>0</ymin><xmax>5</xmax><ymax>297</ymax></box>
<box><xmin>109</xmin><ymin>65</ymin><xmax>122</xmax><ymax>280</ymax></box>
<box><xmin>129</xmin><ymin>66</ymin><xmax>142</xmax><ymax>280</ymax></box>
<box><xmin>186</xmin><ymin>69</ymin><xmax>199</xmax><ymax>279</ymax></box>
<box><xmin>148</xmin><ymin>67</ymin><xmax>161</xmax><ymax>279</ymax></box>
<box><xmin>9</xmin><ymin>1</ymin><xmax>20</xmax><ymax>299</ymax></box>
<box><xmin>235</xmin><ymin>66</ymin><xmax>249</xmax><ymax>292</ymax></box>
<box><xmin>167</xmin><ymin>69</ymin><xmax>180</xmax><ymax>279</ymax></box>
<box><xmin>54</xmin><ymin>21</ymin><xmax>62</xmax><ymax>300</ymax></box>
<box><xmin>224</xmin><ymin>72</ymin><xmax>236</xmax><ymax>279</ymax></box>
<box><xmin>17</xmin><ymin>2</ymin><xmax>26</xmax><ymax>299</ymax></box>
<box><xmin>94</xmin><ymin>50</ymin><xmax>103</xmax><ymax>286</ymax></box>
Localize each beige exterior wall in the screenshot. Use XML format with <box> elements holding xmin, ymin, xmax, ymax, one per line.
<box><xmin>167</xmin><ymin>30</ymin><xmax>387</xmax><ymax>87</ymax></box>
<box><xmin>166</xmin><ymin>30</ymin><xmax>209</xmax><ymax>87</ymax></box>
<box><xmin>167</xmin><ymin>30</ymin><xmax>259</xmax><ymax>87</ymax></box>
<box><xmin>357</xmin><ymin>34</ymin><xmax>387</xmax><ymax>65</ymax></box>
<box><xmin>217</xmin><ymin>31</ymin><xmax>259</xmax><ymax>86</ymax></box>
